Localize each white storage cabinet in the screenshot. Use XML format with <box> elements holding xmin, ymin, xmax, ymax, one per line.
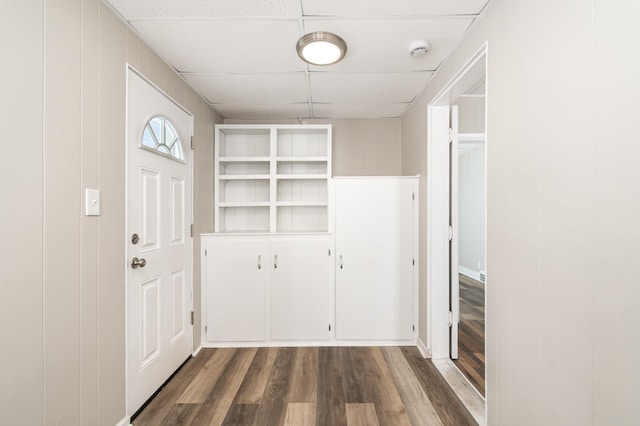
<box><xmin>203</xmin><ymin>234</ymin><xmax>332</xmax><ymax>343</ymax></box>
<box><xmin>205</xmin><ymin>124</ymin><xmax>418</xmax><ymax>346</ymax></box>
<box><xmin>204</xmin><ymin>237</ymin><xmax>267</xmax><ymax>342</ymax></box>
<box><xmin>334</xmin><ymin>177</ymin><xmax>418</xmax><ymax>341</ymax></box>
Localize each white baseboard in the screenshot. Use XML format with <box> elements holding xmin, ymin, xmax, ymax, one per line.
<box><xmin>459</xmin><ymin>266</ymin><xmax>483</xmax><ymax>283</ymax></box>
<box><xmin>416</xmin><ymin>338</ymin><xmax>431</xmax><ymax>358</ymax></box>
<box><xmin>115</xmin><ymin>416</ymin><xmax>130</xmax><ymax>426</ymax></box>
<box><xmin>201</xmin><ymin>339</ymin><xmax>417</xmax><ymax>349</ymax></box>
<box><xmin>432</xmin><ymin>358</ymin><xmax>485</xmax><ymax>425</ymax></box>
<box><xmin>192</xmin><ymin>345</ymin><xmax>203</xmax><ymax>357</ymax></box>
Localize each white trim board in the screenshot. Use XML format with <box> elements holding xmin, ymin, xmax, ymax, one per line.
<box><xmin>426</xmin><ymin>42</ymin><xmax>488</xmax><ymax>359</ymax></box>
<box><xmin>432</xmin><ymin>358</ymin><xmax>485</xmax><ymax>425</ymax></box>
<box><xmin>417</xmin><ymin>338</ymin><xmax>430</xmax><ymax>358</ymax></box>
<box><xmin>115</xmin><ymin>416</ymin><xmax>131</xmax><ymax>426</ymax></box>
<box><xmin>192</xmin><ymin>345</ymin><xmax>203</xmax><ymax>357</ymax></box>
<box><xmin>459</xmin><ymin>265</ymin><xmax>484</xmax><ymax>283</ymax></box>
<box><xmin>201</xmin><ymin>340</ymin><xmax>418</xmax><ymax>349</ymax></box>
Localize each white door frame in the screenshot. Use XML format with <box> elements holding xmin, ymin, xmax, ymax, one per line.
<box><xmin>124</xmin><ymin>65</ymin><xmax>194</xmax><ymax>417</ymax></box>
<box><xmin>450</xmin><ymin>104</ymin><xmax>460</xmax><ymax>359</ymax></box>
<box><xmin>426</xmin><ymin>44</ymin><xmax>487</xmax><ymax>359</ymax></box>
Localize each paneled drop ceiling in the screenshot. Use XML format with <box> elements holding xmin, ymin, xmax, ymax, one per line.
<box><xmin>106</xmin><ymin>0</ymin><xmax>491</xmax><ymax>119</ymax></box>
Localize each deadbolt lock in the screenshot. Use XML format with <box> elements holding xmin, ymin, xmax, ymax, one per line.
<box><xmin>131</xmin><ymin>233</ymin><xmax>139</xmax><ymax>245</ymax></box>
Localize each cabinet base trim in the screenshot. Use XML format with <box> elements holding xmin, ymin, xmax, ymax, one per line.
<box><xmin>202</xmin><ymin>339</ymin><xmax>418</xmax><ymax>348</ymax></box>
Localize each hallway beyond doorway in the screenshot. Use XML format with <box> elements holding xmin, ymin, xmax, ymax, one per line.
<box><xmin>453</xmin><ymin>274</ymin><xmax>485</xmax><ymax>395</ymax></box>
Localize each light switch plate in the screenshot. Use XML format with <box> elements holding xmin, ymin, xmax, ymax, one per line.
<box><xmin>85</xmin><ymin>189</ymin><xmax>101</xmax><ymax>216</ymax></box>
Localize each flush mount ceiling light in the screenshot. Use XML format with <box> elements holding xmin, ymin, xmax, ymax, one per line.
<box><xmin>296</xmin><ymin>31</ymin><xmax>347</xmax><ymax>66</ymax></box>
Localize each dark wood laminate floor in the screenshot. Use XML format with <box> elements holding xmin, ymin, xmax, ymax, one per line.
<box><xmin>453</xmin><ymin>275</ymin><xmax>485</xmax><ymax>396</ymax></box>
<box><xmin>133</xmin><ymin>346</ymin><xmax>477</xmax><ymax>426</ymax></box>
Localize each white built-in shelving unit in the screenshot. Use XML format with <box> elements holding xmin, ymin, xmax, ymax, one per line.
<box><xmin>215</xmin><ymin>124</ymin><xmax>332</xmax><ymax>233</ymax></box>
<box><xmin>204</xmin><ymin>124</ymin><xmax>418</xmax><ymax>347</ymax></box>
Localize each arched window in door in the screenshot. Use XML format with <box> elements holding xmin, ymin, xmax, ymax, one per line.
<box><xmin>141</xmin><ymin>116</ymin><xmax>184</xmax><ymax>162</ymax></box>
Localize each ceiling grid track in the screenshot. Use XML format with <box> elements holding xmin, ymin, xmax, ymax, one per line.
<box><xmin>298</xmin><ymin>0</ymin><xmax>314</xmax><ymax>120</ymax></box>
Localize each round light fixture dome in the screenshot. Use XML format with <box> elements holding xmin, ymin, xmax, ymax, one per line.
<box><xmin>296</xmin><ymin>32</ymin><xmax>347</xmax><ymax>66</ymax></box>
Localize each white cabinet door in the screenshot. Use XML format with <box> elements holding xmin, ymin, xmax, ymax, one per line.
<box><xmin>205</xmin><ymin>238</ymin><xmax>267</xmax><ymax>342</ymax></box>
<box><xmin>269</xmin><ymin>237</ymin><xmax>331</xmax><ymax>340</ymax></box>
<box><xmin>335</xmin><ymin>179</ymin><xmax>415</xmax><ymax>340</ymax></box>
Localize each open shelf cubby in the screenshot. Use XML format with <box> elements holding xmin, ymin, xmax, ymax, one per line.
<box><xmin>214</xmin><ymin>125</ymin><xmax>332</xmax><ymax>233</ymax></box>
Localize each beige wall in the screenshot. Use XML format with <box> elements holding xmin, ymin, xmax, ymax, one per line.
<box><xmin>402</xmin><ymin>0</ymin><xmax>639</xmax><ymax>423</ymax></box>
<box><xmin>0</xmin><ymin>2</ymin><xmax>45</xmax><ymax>425</ymax></box>
<box><xmin>455</xmin><ymin>96</ymin><xmax>485</xmax><ymax>134</ymax></box>
<box><xmin>225</xmin><ymin>118</ymin><xmax>403</xmax><ymax>176</ymax></box>
<box><xmin>0</xmin><ymin>0</ymin><xmax>219</xmax><ymax>424</ymax></box>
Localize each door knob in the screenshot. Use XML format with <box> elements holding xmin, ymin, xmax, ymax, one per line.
<box><xmin>131</xmin><ymin>257</ymin><xmax>146</xmax><ymax>269</ymax></box>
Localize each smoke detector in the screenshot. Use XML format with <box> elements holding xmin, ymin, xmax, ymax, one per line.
<box><xmin>409</xmin><ymin>40</ymin><xmax>431</xmax><ymax>57</ymax></box>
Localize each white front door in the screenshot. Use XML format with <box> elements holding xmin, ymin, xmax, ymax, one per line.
<box><xmin>126</xmin><ymin>69</ymin><xmax>193</xmax><ymax>415</ymax></box>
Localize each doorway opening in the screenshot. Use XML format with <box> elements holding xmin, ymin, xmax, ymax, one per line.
<box><xmin>426</xmin><ymin>44</ymin><xmax>487</xmax><ymax>419</ymax></box>
<box><xmin>451</xmin><ymin>86</ymin><xmax>486</xmax><ymax>395</ymax></box>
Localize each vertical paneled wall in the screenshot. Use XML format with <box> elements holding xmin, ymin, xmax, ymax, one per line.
<box><xmin>330</xmin><ymin>119</ymin><xmax>402</xmax><ymax>176</ymax></box>
<box><xmin>96</xmin><ymin>4</ymin><xmax>128</xmax><ymax>423</ymax></box>
<box><xmin>44</xmin><ymin>1</ymin><xmax>82</xmax><ymax>423</ymax></box>
<box><xmin>80</xmin><ymin>0</ymin><xmax>100</xmax><ymax>421</ymax></box>
<box><xmin>593</xmin><ymin>0</ymin><xmax>640</xmax><ymax>423</ymax></box>
<box><xmin>402</xmin><ymin>0</ymin><xmax>640</xmax><ymax>423</ymax></box>
<box><xmin>0</xmin><ymin>2</ymin><xmax>44</xmax><ymax>425</ymax></box>
<box><xmin>1</xmin><ymin>1</ymin><xmax>219</xmax><ymax>424</ymax></box>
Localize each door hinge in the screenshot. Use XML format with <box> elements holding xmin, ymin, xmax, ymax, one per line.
<box><xmin>448</xmin><ymin>311</ymin><xmax>453</xmax><ymax>327</ymax></box>
<box><xmin>448</xmin><ymin>225</ymin><xmax>453</xmax><ymax>241</ymax></box>
<box><xmin>190</xmin><ymin>136</ymin><xmax>194</xmax><ymax>150</ymax></box>
<box><xmin>190</xmin><ymin>311</ymin><xmax>194</xmax><ymax>325</ymax></box>
<box><xmin>448</xmin><ymin>128</ymin><xmax>454</xmax><ymax>144</ymax></box>
<box><xmin>205</xmin><ymin>325</ymin><xmax>207</xmax><ymax>333</ymax></box>
<box><xmin>190</xmin><ymin>223</ymin><xmax>194</xmax><ymax>238</ymax></box>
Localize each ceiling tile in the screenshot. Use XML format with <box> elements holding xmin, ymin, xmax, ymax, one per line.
<box><xmin>213</xmin><ymin>103</ymin><xmax>311</xmax><ymax>120</ymax></box>
<box><xmin>108</xmin><ymin>0</ymin><xmax>301</xmax><ymax>18</ymax></box>
<box><xmin>312</xmin><ymin>103</ymin><xmax>409</xmax><ymax>119</ymax></box>
<box><xmin>103</xmin><ymin>1</ymin><xmax>488</xmax><ymax>119</ymax></box>
<box><xmin>303</xmin><ymin>18</ymin><xmax>473</xmax><ymax>72</ymax></box>
<box><xmin>301</xmin><ymin>0</ymin><xmax>489</xmax><ymax>16</ymax></box>
<box><xmin>131</xmin><ymin>20</ymin><xmax>306</xmax><ymax>73</ymax></box>
<box><xmin>183</xmin><ymin>73</ymin><xmax>308</xmax><ymax>104</ymax></box>
<box><xmin>310</xmin><ymin>72</ymin><xmax>431</xmax><ymax>103</ymax></box>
